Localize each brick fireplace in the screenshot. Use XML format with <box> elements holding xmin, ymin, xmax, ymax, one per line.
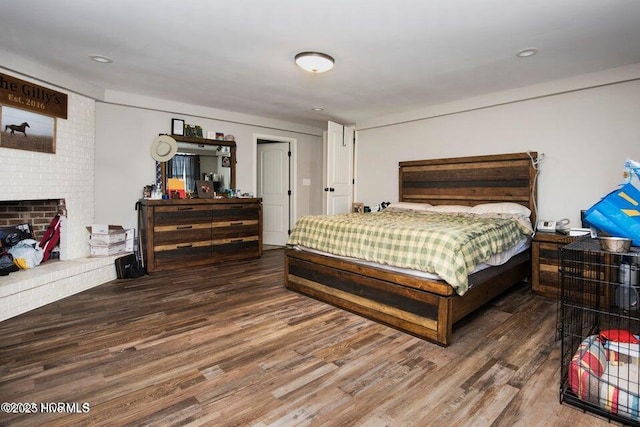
<box><xmin>0</xmin><ymin>199</ymin><xmax>66</xmax><ymax>255</ymax></box>
<box><xmin>0</xmin><ymin>76</ymin><xmax>118</xmax><ymax>321</ymax></box>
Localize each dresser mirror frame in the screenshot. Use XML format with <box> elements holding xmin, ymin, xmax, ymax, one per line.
<box><xmin>158</xmin><ymin>135</ymin><xmax>236</xmax><ymax>196</ymax></box>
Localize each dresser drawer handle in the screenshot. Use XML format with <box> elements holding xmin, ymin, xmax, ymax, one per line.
<box><xmin>177</xmin><ymin>207</ymin><xmax>194</xmax><ymax>211</ymax></box>
<box><xmin>177</xmin><ymin>244</ymin><xmax>193</xmax><ymax>248</ymax></box>
<box><xmin>230</xmin><ymin>221</ymin><xmax>244</xmax><ymax>226</ymax></box>
<box><xmin>231</xmin><ymin>239</ymin><xmax>244</xmax><ymax>243</ymax></box>
<box><xmin>176</xmin><ymin>225</ymin><xmax>193</xmax><ymax>230</ymax></box>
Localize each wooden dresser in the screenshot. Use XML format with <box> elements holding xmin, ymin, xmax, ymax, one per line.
<box><xmin>532</xmin><ymin>232</ymin><xmax>578</xmax><ymax>299</ymax></box>
<box><xmin>139</xmin><ymin>198</ymin><xmax>262</xmax><ymax>273</ymax></box>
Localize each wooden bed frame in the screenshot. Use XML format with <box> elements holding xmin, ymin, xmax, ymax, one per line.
<box><xmin>285</xmin><ymin>152</ymin><xmax>538</xmax><ymax>346</ymax></box>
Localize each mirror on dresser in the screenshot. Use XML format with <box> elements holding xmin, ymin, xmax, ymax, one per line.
<box><xmin>158</xmin><ymin>135</ymin><xmax>236</xmax><ymax>196</ymax></box>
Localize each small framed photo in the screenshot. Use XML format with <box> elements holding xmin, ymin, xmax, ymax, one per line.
<box><xmin>196</xmin><ymin>180</ymin><xmax>215</xmax><ymax>198</ymax></box>
<box><xmin>171</xmin><ymin>118</ymin><xmax>185</xmax><ymax>136</ymax></box>
<box><xmin>221</xmin><ymin>156</ymin><xmax>231</xmax><ymax>168</ymax></box>
<box><xmin>352</xmin><ymin>202</ymin><xmax>365</xmax><ymax>214</ymax></box>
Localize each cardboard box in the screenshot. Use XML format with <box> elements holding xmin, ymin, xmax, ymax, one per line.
<box><xmin>89</xmin><ymin>241</ymin><xmax>127</xmax><ymax>256</ymax></box>
<box><xmin>90</xmin><ymin>224</ymin><xmax>105</xmax><ymax>234</ymax></box>
<box><xmin>87</xmin><ymin>224</ymin><xmax>134</xmax><ymax>256</ymax></box>
<box><xmin>87</xmin><ymin>225</ymin><xmax>128</xmax><ymax>245</ymax></box>
<box><xmin>88</xmin><ymin>224</ymin><xmax>126</xmax><ymax>234</ymax></box>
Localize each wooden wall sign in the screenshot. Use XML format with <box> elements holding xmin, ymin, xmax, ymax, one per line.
<box><xmin>0</xmin><ymin>72</ymin><xmax>68</xmax><ymax>119</ymax></box>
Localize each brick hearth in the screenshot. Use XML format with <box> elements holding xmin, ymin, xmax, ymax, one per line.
<box><xmin>0</xmin><ymin>256</ymin><xmax>119</xmax><ymax>322</ymax></box>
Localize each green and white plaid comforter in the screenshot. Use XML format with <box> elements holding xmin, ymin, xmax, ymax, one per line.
<box><xmin>287</xmin><ymin>209</ymin><xmax>532</xmax><ymax>295</ymax></box>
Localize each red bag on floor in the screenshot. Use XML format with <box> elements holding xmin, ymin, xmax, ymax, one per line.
<box><xmin>39</xmin><ymin>215</ymin><xmax>61</xmax><ymax>263</ymax></box>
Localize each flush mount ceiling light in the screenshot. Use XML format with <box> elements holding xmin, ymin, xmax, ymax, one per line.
<box><xmin>89</xmin><ymin>54</ymin><xmax>113</xmax><ymax>63</ymax></box>
<box><xmin>516</xmin><ymin>48</ymin><xmax>538</xmax><ymax>58</ymax></box>
<box><xmin>295</xmin><ymin>52</ymin><xmax>334</xmax><ymax>73</ymax></box>
<box><xmin>311</xmin><ymin>107</ymin><xmax>324</xmax><ymax>111</ymax></box>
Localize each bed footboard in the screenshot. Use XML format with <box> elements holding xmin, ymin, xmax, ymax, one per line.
<box><xmin>284</xmin><ymin>248</ymin><xmax>530</xmax><ymax>346</ymax></box>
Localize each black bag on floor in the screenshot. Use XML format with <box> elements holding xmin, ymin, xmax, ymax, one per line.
<box><xmin>115</xmin><ymin>254</ymin><xmax>145</xmax><ymax>279</ymax></box>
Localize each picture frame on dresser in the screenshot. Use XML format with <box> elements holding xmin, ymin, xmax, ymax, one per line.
<box><xmin>196</xmin><ymin>180</ymin><xmax>215</xmax><ymax>198</ymax></box>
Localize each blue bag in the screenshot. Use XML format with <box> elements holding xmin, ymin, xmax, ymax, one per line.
<box><xmin>584</xmin><ymin>183</ymin><xmax>640</xmax><ymax>246</ymax></box>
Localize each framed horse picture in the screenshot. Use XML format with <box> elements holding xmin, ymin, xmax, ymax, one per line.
<box><xmin>0</xmin><ymin>105</ymin><xmax>56</xmax><ymax>154</ymax></box>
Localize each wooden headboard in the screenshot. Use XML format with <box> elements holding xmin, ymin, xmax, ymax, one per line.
<box><xmin>399</xmin><ymin>152</ymin><xmax>538</xmax><ymax>225</ymax></box>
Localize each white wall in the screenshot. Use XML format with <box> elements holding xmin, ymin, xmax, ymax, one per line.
<box><xmin>95</xmin><ymin>101</ymin><xmax>323</xmax><ymax>231</ymax></box>
<box><xmin>355</xmin><ymin>71</ymin><xmax>640</xmax><ymax>228</ymax></box>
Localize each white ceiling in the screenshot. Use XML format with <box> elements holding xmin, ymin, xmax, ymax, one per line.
<box><xmin>1</xmin><ymin>0</ymin><xmax>640</xmax><ymax>129</ymax></box>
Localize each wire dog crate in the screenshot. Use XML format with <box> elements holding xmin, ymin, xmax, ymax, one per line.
<box><xmin>560</xmin><ymin>237</ymin><xmax>640</xmax><ymax>425</ymax></box>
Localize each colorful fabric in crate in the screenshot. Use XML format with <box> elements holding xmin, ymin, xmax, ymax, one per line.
<box><xmin>569</xmin><ymin>334</ymin><xmax>640</xmax><ymax>422</ymax></box>
<box><xmin>600</xmin><ymin>364</ymin><xmax>640</xmax><ymax>420</ymax></box>
<box><xmin>569</xmin><ymin>335</ymin><xmax>607</xmax><ymax>403</ymax></box>
<box><xmin>600</xmin><ymin>329</ymin><xmax>640</xmax><ymax>344</ymax></box>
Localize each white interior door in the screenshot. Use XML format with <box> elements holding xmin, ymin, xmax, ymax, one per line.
<box><xmin>324</xmin><ymin>121</ymin><xmax>354</xmax><ymax>215</ymax></box>
<box><xmin>257</xmin><ymin>141</ymin><xmax>290</xmax><ymax>246</ymax></box>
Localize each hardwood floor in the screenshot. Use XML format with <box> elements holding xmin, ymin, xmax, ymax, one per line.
<box><xmin>0</xmin><ymin>249</ymin><xmax>612</xmax><ymax>426</ymax></box>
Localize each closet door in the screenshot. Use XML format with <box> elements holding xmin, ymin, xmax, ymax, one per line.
<box><xmin>257</xmin><ymin>141</ymin><xmax>290</xmax><ymax>246</ymax></box>
<box><xmin>324</xmin><ymin>121</ymin><xmax>354</xmax><ymax>215</ymax></box>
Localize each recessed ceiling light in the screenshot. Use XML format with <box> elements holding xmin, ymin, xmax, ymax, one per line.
<box><xmin>295</xmin><ymin>52</ymin><xmax>334</xmax><ymax>73</ymax></box>
<box><xmin>89</xmin><ymin>54</ymin><xmax>113</xmax><ymax>63</ymax></box>
<box><xmin>516</xmin><ymin>48</ymin><xmax>538</xmax><ymax>58</ymax></box>
<box><xmin>311</xmin><ymin>107</ymin><xmax>324</xmax><ymax>111</ymax></box>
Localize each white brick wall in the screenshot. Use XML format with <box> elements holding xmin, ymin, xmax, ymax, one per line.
<box><xmin>0</xmin><ymin>72</ymin><xmax>116</xmax><ymax>321</ymax></box>
<box><xmin>56</xmin><ymin>93</ymin><xmax>96</xmax><ymax>260</ymax></box>
<box><xmin>1</xmin><ymin>88</ymin><xmax>95</xmax><ymax>259</ymax></box>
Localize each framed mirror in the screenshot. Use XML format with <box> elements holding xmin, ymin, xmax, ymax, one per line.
<box><xmin>158</xmin><ymin>135</ymin><xmax>236</xmax><ymax>197</ymax></box>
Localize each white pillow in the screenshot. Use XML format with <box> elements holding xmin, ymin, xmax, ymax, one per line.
<box><xmin>470</xmin><ymin>202</ymin><xmax>531</xmax><ymax>217</ymax></box>
<box><xmin>386</xmin><ymin>202</ymin><xmax>432</xmax><ymax>211</ymax></box>
<box><xmin>424</xmin><ymin>205</ymin><xmax>472</xmax><ymax>213</ymax></box>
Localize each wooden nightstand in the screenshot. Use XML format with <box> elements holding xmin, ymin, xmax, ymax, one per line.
<box><xmin>532</xmin><ymin>232</ymin><xmax>578</xmax><ymax>299</ymax></box>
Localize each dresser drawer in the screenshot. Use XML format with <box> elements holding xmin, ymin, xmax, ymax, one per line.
<box><xmin>212</xmin><ymin>237</ymin><xmax>260</xmax><ymax>260</ymax></box>
<box><xmin>212</xmin><ymin>220</ymin><xmax>259</xmax><ymax>239</ymax></box>
<box><xmin>153</xmin><ymin>223</ymin><xmax>212</xmax><ymax>245</ymax></box>
<box><xmin>154</xmin><ymin>205</ymin><xmax>212</xmax><ymax>226</ymax></box>
<box><xmin>211</xmin><ymin>203</ymin><xmax>260</xmax><ymax>222</ymax></box>
<box><xmin>153</xmin><ymin>241</ymin><xmax>214</xmax><ymax>265</ymax></box>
